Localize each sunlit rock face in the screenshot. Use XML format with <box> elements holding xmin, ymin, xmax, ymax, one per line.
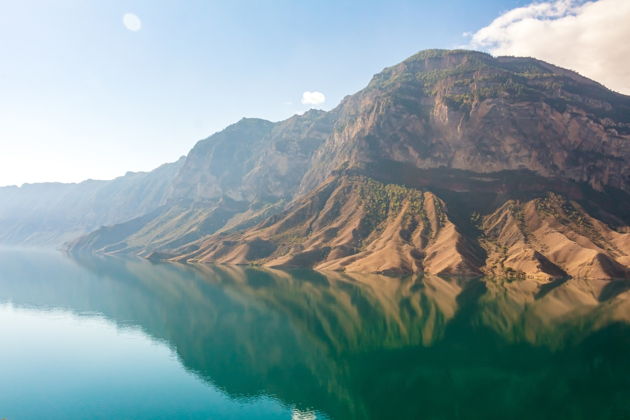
<box><xmin>299</xmin><ymin>50</ymin><xmax>630</xmax><ymax>194</ymax></box>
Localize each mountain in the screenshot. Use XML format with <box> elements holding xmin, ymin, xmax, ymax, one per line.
<box><xmin>65</xmin><ymin>111</ymin><xmax>336</xmax><ymax>254</ymax></box>
<box><xmin>168</xmin><ymin>111</ymin><xmax>334</xmax><ymax>202</ymax></box>
<box><xmin>169</xmin><ymin>175</ymin><xmax>484</xmax><ymax>277</ymax></box>
<box><xmin>7</xmin><ymin>49</ymin><xmax>630</xmax><ymax>279</ymax></box>
<box><xmin>150</xmin><ymin>49</ymin><xmax>630</xmax><ymax>280</ymax></box>
<box><xmin>298</xmin><ymin>50</ymin><xmax>630</xmax><ymax>194</ymax></box>
<box><xmin>0</xmin><ymin>159</ymin><xmax>183</xmax><ymax>245</ymax></box>
<box><xmin>168</xmin><ymin>173</ymin><xmax>630</xmax><ymax>280</ymax></box>
<box><xmin>0</xmin><ymin>111</ymin><xmax>333</xmax><ymax>247</ymax></box>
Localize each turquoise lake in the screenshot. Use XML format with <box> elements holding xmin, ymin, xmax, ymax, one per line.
<box><xmin>1</xmin><ymin>248</ymin><xmax>629</xmax><ymax>419</ymax></box>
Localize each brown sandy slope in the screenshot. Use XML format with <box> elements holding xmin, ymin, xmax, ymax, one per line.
<box><xmin>171</xmin><ymin>176</ymin><xmax>483</xmax><ymax>277</ymax></box>
<box><xmin>170</xmin><ymin>176</ymin><xmax>481</xmax><ymax>275</ymax></box>
<box><xmin>480</xmin><ymin>193</ymin><xmax>630</xmax><ymax>280</ymax></box>
<box><xmin>169</xmin><ymin>176</ymin><xmax>630</xmax><ymax>280</ymax></box>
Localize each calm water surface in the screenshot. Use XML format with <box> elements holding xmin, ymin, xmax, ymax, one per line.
<box><xmin>0</xmin><ymin>248</ymin><xmax>629</xmax><ymax>419</ymax></box>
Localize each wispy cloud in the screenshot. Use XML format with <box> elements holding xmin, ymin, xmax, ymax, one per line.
<box><xmin>469</xmin><ymin>0</ymin><xmax>630</xmax><ymax>94</ymax></box>
<box><xmin>301</xmin><ymin>91</ymin><xmax>326</xmax><ymax>106</ymax></box>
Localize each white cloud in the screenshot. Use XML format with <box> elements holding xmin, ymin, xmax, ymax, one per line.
<box><xmin>469</xmin><ymin>0</ymin><xmax>630</xmax><ymax>94</ymax></box>
<box><xmin>301</xmin><ymin>91</ymin><xmax>326</xmax><ymax>106</ymax></box>
<box><xmin>123</xmin><ymin>13</ymin><xmax>142</xmax><ymax>32</ymax></box>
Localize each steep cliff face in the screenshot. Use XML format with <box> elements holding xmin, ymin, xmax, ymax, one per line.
<box><xmin>62</xmin><ymin>49</ymin><xmax>630</xmax><ymax>279</ymax></box>
<box><xmin>300</xmin><ymin>50</ymin><xmax>630</xmax><ymax>194</ymax></box>
<box><xmin>168</xmin><ymin>110</ymin><xmax>334</xmax><ymax>202</ymax></box>
<box><xmin>167</xmin><ymin>118</ymin><xmax>275</xmax><ymax>201</ymax></box>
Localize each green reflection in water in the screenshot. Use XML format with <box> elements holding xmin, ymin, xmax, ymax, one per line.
<box><xmin>0</xmin><ymin>248</ymin><xmax>629</xmax><ymax>420</ymax></box>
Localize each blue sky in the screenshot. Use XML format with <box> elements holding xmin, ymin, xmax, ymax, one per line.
<box><xmin>2</xmin><ymin>0</ymin><xmax>624</xmax><ymax>186</ymax></box>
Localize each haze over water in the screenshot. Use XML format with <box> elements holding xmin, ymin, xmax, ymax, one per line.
<box><xmin>1</xmin><ymin>248</ymin><xmax>629</xmax><ymax>420</ymax></box>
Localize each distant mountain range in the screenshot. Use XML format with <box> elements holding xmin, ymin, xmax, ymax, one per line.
<box><xmin>2</xmin><ymin>49</ymin><xmax>629</xmax><ymax>279</ymax></box>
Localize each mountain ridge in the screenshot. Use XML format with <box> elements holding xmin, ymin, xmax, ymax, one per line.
<box><xmin>0</xmin><ymin>158</ymin><xmax>184</xmax><ymax>245</ymax></box>
<box><xmin>2</xmin><ymin>49</ymin><xmax>630</xmax><ymax>279</ymax></box>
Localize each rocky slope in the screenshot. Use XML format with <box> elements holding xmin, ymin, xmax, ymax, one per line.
<box><xmin>299</xmin><ymin>49</ymin><xmax>630</xmax><ymax>194</ymax></box>
<box><xmin>168</xmin><ymin>110</ymin><xmax>334</xmax><ymax>202</ymax></box>
<box><xmin>480</xmin><ymin>193</ymin><xmax>630</xmax><ymax>280</ymax></box>
<box><xmin>165</xmin><ymin>173</ymin><xmax>629</xmax><ymax>280</ymax></box>
<box><xmin>170</xmin><ymin>175</ymin><xmax>483</xmax><ymax>277</ymax></box>
<box><xmin>46</xmin><ymin>50</ymin><xmax>630</xmax><ymax>279</ymax></box>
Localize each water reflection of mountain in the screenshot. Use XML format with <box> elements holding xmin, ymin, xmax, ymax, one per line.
<box><xmin>0</xmin><ymin>249</ymin><xmax>629</xmax><ymax>420</ymax></box>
